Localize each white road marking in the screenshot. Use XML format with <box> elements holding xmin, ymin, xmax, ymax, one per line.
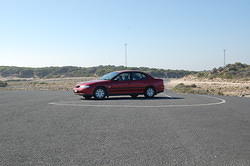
<box><xmin>164</xmin><ymin>94</ymin><xmax>172</xmax><ymax>98</ymax></box>
<box><xmin>163</xmin><ymin>94</ymin><xmax>173</xmax><ymax>98</ymax></box>
<box><xmin>48</xmin><ymin>95</ymin><xmax>226</xmax><ymax>108</ymax></box>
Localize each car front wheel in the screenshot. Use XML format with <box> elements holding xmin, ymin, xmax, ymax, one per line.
<box><xmin>94</xmin><ymin>87</ymin><xmax>106</xmax><ymax>100</ymax></box>
<box><xmin>144</xmin><ymin>87</ymin><xmax>155</xmax><ymax>98</ymax></box>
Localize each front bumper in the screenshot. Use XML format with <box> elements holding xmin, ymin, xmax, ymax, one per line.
<box><xmin>73</xmin><ymin>87</ymin><xmax>93</xmax><ymax>96</ymax></box>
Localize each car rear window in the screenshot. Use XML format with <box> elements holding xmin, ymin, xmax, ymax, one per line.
<box><xmin>132</xmin><ymin>72</ymin><xmax>147</xmax><ymax>80</ymax></box>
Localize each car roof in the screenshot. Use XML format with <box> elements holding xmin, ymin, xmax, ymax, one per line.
<box><xmin>116</xmin><ymin>70</ymin><xmax>153</xmax><ymax>78</ymax></box>
<box><xmin>116</xmin><ymin>70</ymin><xmax>145</xmax><ymax>73</ymax></box>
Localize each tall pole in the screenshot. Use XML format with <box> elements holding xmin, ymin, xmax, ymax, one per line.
<box><xmin>124</xmin><ymin>43</ymin><xmax>127</xmax><ymax>68</ymax></box>
<box><xmin>224</xmin><ymin>49</ymin><xmax>226</xmax><ymax>66</ymax></box>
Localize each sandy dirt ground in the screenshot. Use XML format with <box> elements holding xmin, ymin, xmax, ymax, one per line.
<box><xmin>1</xmin><ymin>76</ymin><xmax>250</xmax><ymax>97</ymax></box>
<box><xmin>0</xmin><ymin>77</ymin><xmax>96</xmax><ymax>91</ymax></box>
<box><xmin>166</xmin><ymin>77</ymin><xmax>250</xmax><ymax>97</ymax></box>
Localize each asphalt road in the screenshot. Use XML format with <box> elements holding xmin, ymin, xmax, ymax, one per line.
<box><xmin>0</xmin><ymin>90</ymin><xmax>250</xmax><ymax>166</ymax></box>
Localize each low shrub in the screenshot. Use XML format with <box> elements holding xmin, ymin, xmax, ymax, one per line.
<box><xmin>173</xmin><ymin>83</ymin><xmax>213</xmax><ymax>95</ymax></box>
<box><xmin>190</xmin><ymin>84</ymin><xmax>197</xmax><ymax>88</ymax></box>
<box><xmin>173</xmin><ymin>83</ymin><xmax>197</xmax><ymax>94</ymax></box>
<box><xmin>32</xmin><ymin>81</ymin><xmax>48</xmax><ymax>85</ymax></box>
<box><xmin>0</xmin><ymin>81</ymin><xmax>8</xmax><ymax>87</ymax></box>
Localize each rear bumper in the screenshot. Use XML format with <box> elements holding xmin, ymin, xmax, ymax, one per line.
<box><xmin>156</xmin><ymin>84</ymin><xmax>165</xmax><ymax>94</ymax></box>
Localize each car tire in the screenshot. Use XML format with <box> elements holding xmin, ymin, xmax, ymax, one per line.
<box><xmin>130</xmin><ymin>94</ymin><xmax>138</xmax><ymax>99</ymax></box>
<box><xmin>94</xmin><ymin>87</ymin><xmax>106</xmax><ymax>100</ymax></box>
<box><xmin>144</xmin><ymin>87</ymin><xmax>155</xmax><ymax>98</ymax></box>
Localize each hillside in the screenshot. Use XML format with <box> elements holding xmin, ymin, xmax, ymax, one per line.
<box><xmin>195</xmin><ymin>62</ymin><xmax>250</xmax><ymax>80</ymax></box>
<box><xmin>0</xmin><ymin>65</ymin><xmax>195</xmax><ymax>79</ymax></box>
<box><xmin>169</xmin><ymin>63</ymin><xmax>250</xmax><ymax>97</ymax></box>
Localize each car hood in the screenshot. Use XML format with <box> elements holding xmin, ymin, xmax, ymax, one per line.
<box><xmin>76</xmin><ymin>80</ymin><xmax>110</xmax><ymax>86</ymax></box>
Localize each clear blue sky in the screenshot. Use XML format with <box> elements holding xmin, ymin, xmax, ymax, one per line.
<box><xmin>0</xmin><ymin>0</ymin><xmax>250</xmax><ymax>70</ymax></box>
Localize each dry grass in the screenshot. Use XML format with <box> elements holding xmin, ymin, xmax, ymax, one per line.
<box><xmin>167</xmin><ymin>76</ymin><xmax>250</xmax><ymax>97</ymax></box>
<box><xmin>2</xmin><ymin>76</ymin><xmax>250</xmax><ymax>97</ymax></box>
<box><xmin>0</xmin><ymin>77</ymin><xmax>96</xmax><ymax>91</ymax></box>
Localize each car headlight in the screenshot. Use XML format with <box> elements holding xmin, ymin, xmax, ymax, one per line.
<box><xmin>79</xmin><ymin>85</ymin><xmax>90</xmax><ymax>89</ymax></box>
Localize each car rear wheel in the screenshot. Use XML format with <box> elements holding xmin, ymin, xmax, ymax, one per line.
<box><xmin>144</xmin><ymin>87</ymin><xmax>155</xmax><ymax>98</ymax></box>
<box><xmin>94</xmin><ymin>87</ymin><xmax>106</xmax><ymax>100</ymax></box>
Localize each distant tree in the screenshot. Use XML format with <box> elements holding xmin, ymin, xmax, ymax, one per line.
<box><xmin>20</xmin><ymin>69</ymin><xmax>34</xmax><ymax>78</ymax></box>
<box><xmin>211</xmin><ymin>68</ymin><xmax>217</xmax><ymax>74</ymax></box>
<box><xmin>0</xmin><ymin>65</ymin><xmax>198</xmax><ymax>78</ymax></box>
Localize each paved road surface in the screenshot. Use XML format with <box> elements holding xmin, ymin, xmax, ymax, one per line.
<box><xmin>0</xmin><ymin>90</ymin><xmax>250</xmax><ymax>166</ymax></box>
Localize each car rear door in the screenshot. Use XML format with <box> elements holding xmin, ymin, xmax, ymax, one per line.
<box><xmin>129</xmin><ymin>72</ymin><xmax>148</xmax><ymax>93</ymax></box>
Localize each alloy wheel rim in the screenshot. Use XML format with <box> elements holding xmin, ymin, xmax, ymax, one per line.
<box><xmin>147</xmin><ymin>88</ymin><xmax>154</xmax><ymax>97</ymax></box>
<box><xmin>95</xmin><ymin>89</ymin><xmax>105</xmax><ymax>98</ymax></box>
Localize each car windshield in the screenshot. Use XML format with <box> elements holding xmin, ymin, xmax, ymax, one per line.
<box><xmin>99</xmin><ymin>72</ymin><xmax>119</xmax><ymax>80</ymax></box>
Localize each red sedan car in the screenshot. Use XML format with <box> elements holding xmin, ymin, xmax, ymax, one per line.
<box><xmin>73</xmin><ymin>70</ymin><xmax>164</xmax><ymax>99</ymax></box>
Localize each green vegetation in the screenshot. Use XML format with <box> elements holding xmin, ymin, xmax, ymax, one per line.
<box><xmin>196</xmin><ymin>62</ymin><xmax>250</xmax><ymax>79</ymax></box>
<box><xmin>31</xmin><ymin>81</ymin><xmax>48</xmax><ymax>85</ymax></box>
<box><xmin>0</xmin><ymin>80</ymin><xmax>8</xmax><ymax>87</ymax></box>
<box><xmin>1</xmin><ymin>62</ymin><xmax>248</xmax><ymax>82</ymax></box>
<box><xmin>0</xmin><ymin>65</ymin><xmax>195</xmax><ymax>79</ymax></box>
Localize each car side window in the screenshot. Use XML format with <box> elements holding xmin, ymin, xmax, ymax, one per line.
<box><xmin>114</xmin><ymin>73</ymin><xmax>131</xmax><ymax>81</ymax></box>
<box><xmin>132</xmin><ymin>72</ymin><xmax>147</xmax><ymax>81</ymax></box>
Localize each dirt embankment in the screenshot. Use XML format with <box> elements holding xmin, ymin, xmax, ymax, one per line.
<box><xmin>166</xmin><ymin>76</ymin><xmax>250</xmax><ymax>97</ymax></box>
<box><xmin>1</xmin><ymin>76</ymin><xmax>250</xmax><ymax>97</ymax></box>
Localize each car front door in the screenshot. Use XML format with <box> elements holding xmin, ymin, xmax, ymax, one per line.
<box><xmin>108</xmin><ymin>72</ymin><xmax>132</xmax><ymax>95</ymax></box>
